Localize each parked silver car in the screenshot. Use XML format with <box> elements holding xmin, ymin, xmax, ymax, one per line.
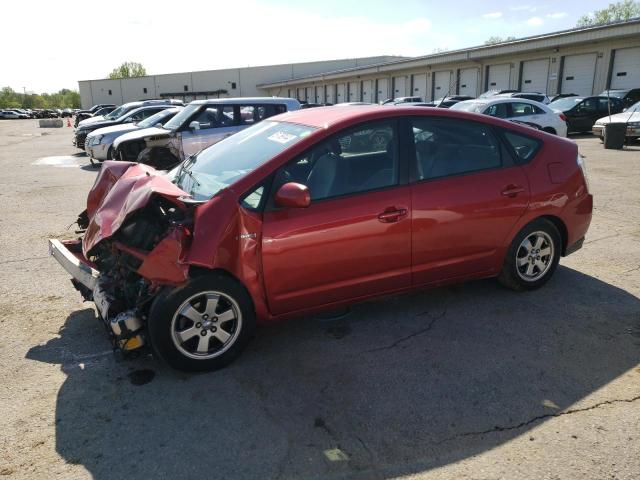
<box><xmin>84</xmin><ymin>107</ymin><xmax>183</xmax><ymax>162</ymax></box>
<box><xmin>113</xmin><ymin>97</ymin><xmax>300</xmax><ymax>169</ymax></box>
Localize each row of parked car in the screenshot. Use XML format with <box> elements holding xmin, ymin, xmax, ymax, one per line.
<box><xmin>76</xmin><ymin>86</ymin><xmax>640</xmax><ymax>169</ymax></box>
<box><xmin>74</xmin><ymin>97</ymin><xmax>298</xmax><ymax>167</ymax></box>
<box><xmin>51</xmin><ymin>92</ymin><xmax>595</xmax><ymax>371</ymax></box>
<box><xmin>377</xmin><ymin>87</ymin><xmax>640</xmax><ymax>140</ymax></box>
<box><xmin>0</xmin><ymin>108</ymin><xmax>79</xmax><ymax>119</ymax></box>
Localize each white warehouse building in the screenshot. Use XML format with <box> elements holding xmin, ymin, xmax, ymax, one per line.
<box><xmin>77</xmin><ymin>56</ymin><xmax>405</xmax><ymax>107</ymax></box>
<box><xmin>79</xmin><ymin>19</ymin><xmax>640</xmax><ymax>108</ymax></box>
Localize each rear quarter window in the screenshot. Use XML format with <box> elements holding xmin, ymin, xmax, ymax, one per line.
<box><xmin>502</xmin><ymin>130</ymin><xmax>542</xmax><ymax>165</ymax></box>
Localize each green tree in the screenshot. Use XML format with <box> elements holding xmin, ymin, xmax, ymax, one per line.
<box><xmin>484</xmin><ymin>36</ymin><xmax>517</xmax><ymax>45</ymax></box>
<box><xmin>108</xmin><ymin>62</ymin><xmax>147</xmax><ymax>79</ymax></box>
<box><xmin>0</xmin><ymin>87</ymin><xmax>21</xmax><ymax>108</ymax></box>
<box><xmin>577</xmin><ymin>0</ymin><xmax>640</xmax><ymax>26</ymax></box>
<box><xmin>0</xmin><ymin>87</ymin><xmax>81</xmax><ymax>109</ymax></box>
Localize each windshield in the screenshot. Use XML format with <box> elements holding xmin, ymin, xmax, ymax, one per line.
<box><xmin>138</xmin><ymin>109</ymin><xmax>174</xmax><ymax>128</ymax></box>
<box><xmin>450</xmin><ymin>101</ymin><xmax>486</xmax><ymax>113</ymax></box>
<box><xmin>105</xmin><ymin>105</ymin><xmax>128</xmax><ymax>120</ymax></box>
<box><xmin>163</xmin><ymin>104</ymin><xmax>200</xmax><ymax>130</ymax></box>
<box><xmin>625</xmin><ymin>101</ymin><xmax>640</xmax><ymax>113</ymax></box>
<box><xmin>549</xmin><ymin>97</ymin><xmax>583</xmax><ymax>110</ymax></box>
<box><xmin>171</xmin><ymin>121</ymin><xmax>316</xmax><ymax>200</ymax></box>
<box><xmin>600</xmin><ymin>90</ymin><xmax>626</xmax><ymax>99</ymax></box>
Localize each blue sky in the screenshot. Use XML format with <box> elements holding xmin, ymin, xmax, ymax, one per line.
<box><xmin>3</xmin><ymin>0</ymin><xmax>615</xmax><ymax>93</ymax></box>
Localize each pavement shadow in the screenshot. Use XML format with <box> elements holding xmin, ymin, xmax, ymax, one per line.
<box><xmin>27</xmin><ymin>266</ymin><xmax>640</xmax><ymax>479</ymax></box>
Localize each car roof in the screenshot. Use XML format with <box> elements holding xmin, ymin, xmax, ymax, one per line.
<box><xmin>271</xmin><ymin>105</ymin><xmax>555</xmax><ymax>133</ymax></box>
<box><xmin>189</xmin><ymin>97</ymin><xmax>299</xmax><ymax>106</ymax></box>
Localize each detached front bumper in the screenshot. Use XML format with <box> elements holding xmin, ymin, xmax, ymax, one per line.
<box><xmin>48</xmin><ymin>239</ymin><xmax>99</xmax><ymax>292</ymax></box>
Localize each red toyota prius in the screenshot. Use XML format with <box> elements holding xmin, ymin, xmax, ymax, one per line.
<box><xmin>49</xmin><ymin>106</ymin><xmax>592</xmax><ymax>371</ymax></box>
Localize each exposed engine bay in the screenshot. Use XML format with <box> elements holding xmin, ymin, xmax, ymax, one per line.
<box><xmin>59</xmin><ymin>160</ymin><xmax>196</xmax><ymax>354</ymax></box>
<box><xmin>78</xmin><ymin>196</ymin><xmax>192</xmax><ymax>352</ymax></box>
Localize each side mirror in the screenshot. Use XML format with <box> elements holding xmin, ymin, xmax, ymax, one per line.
<box><xmin>155</xmin><ymin>123</ymin><xmax>163</xmax><ymax>128</ymax></box>
<box><xmin>275</xmin><ymin>182</ymin><xmax>311</xmax><ymax>208</ymax></box>
<box><xmin>189</xmin><ymin>121</ymin><xmax>200</xmax><ymax>131</ymax></box>
<box><xmin>124</xmin><ymin>117</ymin><xmax>134</xmax><ymax>123</ymax></box>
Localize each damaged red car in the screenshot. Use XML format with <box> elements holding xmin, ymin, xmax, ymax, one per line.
<box><xmin>49</xmin><ymin>106</ymin><xmax>593</xmax><ymax>371</ymax></box>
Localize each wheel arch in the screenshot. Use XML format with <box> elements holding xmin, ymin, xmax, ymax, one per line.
<box><xmin>536</xmin><ymin>215</ymin><xmax>568</xmax><ymax>255</ymax></box>
<box><xmin>187</xmin><ymin>266</ymin><xmax>259</xmax><ymax>316</ymax></box>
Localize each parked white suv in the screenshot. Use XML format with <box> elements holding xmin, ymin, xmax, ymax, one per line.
<box><xmin>113</xmin><ymin>97</ymin><xmax>300</xmax><ymax>169</ymax></box>
<box><xmin>451</xmin><ymin>97</ymin><xmax>567</xmax><ymax>136</ymax></box>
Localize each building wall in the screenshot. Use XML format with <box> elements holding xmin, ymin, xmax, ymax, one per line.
<box><xmin>77</xmin><ymin>56</ymin><xmax>402</xmax><ymax>107</ymax></box>
<box><xmin>264</xmin><ymin>36</ymin><xmax>640</xmax><ymax>102</ymax></box>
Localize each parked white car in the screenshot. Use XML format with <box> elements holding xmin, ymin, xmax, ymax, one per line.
<box><xmin>451</xmin><ymin>97</ymin><xmax>567</xmax><ymax>136</ymax></box>
<box><xmin>85</xmin><ymin>107</ymin><xmax>183</xmax><ymax>161</ymax></box>
<box><xmin>114</xmin><ymin>97</ymin><xmax>300</xmax><ymax>168</ymax></box>
<box><xmin>592</xmin><ymin>101</ymin><xmax>640</xmax><ymax>141</ymax></box>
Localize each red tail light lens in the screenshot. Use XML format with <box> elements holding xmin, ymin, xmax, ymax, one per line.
<box><xmin>559</xmin><ymin>113</ymin><xmax>567</xmax><ymax>122</ymax></box>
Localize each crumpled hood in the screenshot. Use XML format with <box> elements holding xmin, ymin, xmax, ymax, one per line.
<box><xmin>82</xmin><ymin>160</ymin><xmax>189</xmax><ymax>256</ymax></box>
<box><xmin>112</xmin><ymin>126</ymin><xmax>169</xmax><ymax>149</ymax></box>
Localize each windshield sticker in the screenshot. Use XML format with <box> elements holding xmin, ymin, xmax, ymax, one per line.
<box><xmin>267</xmin><ymin>131</ymin><xmax>297</xmax><ymax>144</ymax></box>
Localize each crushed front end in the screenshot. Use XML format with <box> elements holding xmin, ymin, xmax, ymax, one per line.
<box><xmin>49</xmin><ymin>161</ymin><xmax>193</xmax><ymax>354</ymax></box>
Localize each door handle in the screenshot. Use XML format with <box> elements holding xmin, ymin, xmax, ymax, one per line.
<box><xmin>378</xmin><ymin>208</ymin><xmax>408</xmax><ymax>223</ymax></box>
<box><xmin>501</xmin><ymin>185</ymin><xmax>525</xmax><ymax>197</ymax></box>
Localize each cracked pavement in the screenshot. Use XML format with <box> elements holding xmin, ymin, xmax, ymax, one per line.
<box><xmin>0</xmin><ymin>122</ymin><xmax>639</xmax><ymax>479</ymax></box>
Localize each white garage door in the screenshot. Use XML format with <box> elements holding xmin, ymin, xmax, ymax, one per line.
<box><xmin>487</xmin><ymin>64</ymin><xmax>511</xmax><ymax>91</ymax></box>
<box><xmin>412</xmin><ymin>74</ymin><xmax>427</xmax><ymax>100</ymax></box>
<box><xmin>306</xmin><ymin>87</ymin><xmax>315</xmax><ymax>102</ymax></box>
<box><xmin>361</xmin><ymin>80</ymin><xmax>374</xmax><ymax>103</ymax></box>
<box><xmin>561</xmin><ymin>53</ymin><xmax>597</xmax><ymax>95</ymax></box>
<box><xmin>348</xmin><ymin>81</ymin><xmax>360</xmax><ymax>102</ymax></box>
<box><xmin>296</xmin><ymin>88</ymin><xmax>304</xmax><ymax>101</ymax></box>
<box><xmin>611</xmin><ymin>47</ymin><xmax>640</xmax><ymax>89</ymax></box>
<box><xmin>325</xmin><ymin>85</ymin><xmax>335</xmax><ymax>104</ymax></box>
<box><xmin>458</xmin><ymin>68</ymin><xmax>478</xmax><ymax>97</ymax></box>
<box><xmin>336</xmin><ymin>83</ymin><xmax>346</xmax><ymax>103</ymax></box>
<box><xmin>393</xmin><ymin>76</ymin><xmax>407</xmax><ymax>97</ymax></box>
<box><xmin>521</xmin><ymin>59</ymin><xmax>549</xmax><ymax>93</ymax></box>
<box><xmin>377</xmin><ymin>78</ymin><xmax>389</xmax><ymax>102</ymax></box>
<box><xmin>433</xmin><ymin>71</ymin><xmax>452</xmax><ymax>98</ymax></box>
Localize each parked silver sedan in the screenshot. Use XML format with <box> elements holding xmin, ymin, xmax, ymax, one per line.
<box><xmin>84</xmin><ymin>107</ymin><xmax>183</xmax><ymax>162</ymax></box>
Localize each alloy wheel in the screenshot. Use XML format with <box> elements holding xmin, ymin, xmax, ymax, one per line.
<box><xmin>170</xmin><ymin>291</ymin><xmax>242</xmax><ymax>360</ymax></box>
<box><xmin>515</xmin><ymin>231</ymin><xmax>554</xmax><ymax>282</ymax></box>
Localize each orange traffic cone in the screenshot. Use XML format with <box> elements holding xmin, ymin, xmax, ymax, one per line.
<box><xmin>67</xmin><ymin>118</ymin><xmax>71</xmax><ymax>127</ymax></box>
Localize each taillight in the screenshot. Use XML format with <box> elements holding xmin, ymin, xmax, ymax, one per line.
<box><xmin>577</xmin><ymin>154</ymin><xmax>589</xmax><ymax>192</ymax></box>
<box><xmin>559</xmin><ymin>113</ymin><xmax>567</xmax><ymax>122</ymax></box>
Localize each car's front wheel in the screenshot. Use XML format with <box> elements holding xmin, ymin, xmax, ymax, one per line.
<box><xmin>498</xmin><ymin>218</ymin><xmax>561</xmax><ymax>291</ymax></box>
<box><xmin>148</xmin><ymin>273</ymin><xmax>256</xmax><ymax>371</ymax></box>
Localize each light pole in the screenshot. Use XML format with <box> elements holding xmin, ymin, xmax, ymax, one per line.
<box><xmin>22</xmin><ymin>87</ymin><xmax>27</xmax><ymax>107</ymax></box>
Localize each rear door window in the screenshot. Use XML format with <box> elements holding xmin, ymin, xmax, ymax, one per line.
<box><xmin>502</xmin><ymin>131</ymin><xmax>541</xmax><ymax>165</ymax></box>
<box><xmin>410</xmin><ymin>118</ymin><xmax>502</xmax><ymax>181</ymax></box>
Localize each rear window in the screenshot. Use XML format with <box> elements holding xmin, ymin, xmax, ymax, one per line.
<box><xmin>503</xmin><ymin>131</ymin><xmax>541</xmax><ymax>165</ymax></box>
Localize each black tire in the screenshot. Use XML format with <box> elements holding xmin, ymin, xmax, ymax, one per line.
<box><xmin>147</xmin><ymin>273</ymin><xmax>255</xmax><ymax>372</ymax></box>
<box><xmin>542</xmin><ymin>127</ymin><xmax>556</xmax><ymax>135</ymax></box>
<box><xmin>498</xmin><ymin>218</ymin><xmax>561</xmax><ymax>291</ymax></box>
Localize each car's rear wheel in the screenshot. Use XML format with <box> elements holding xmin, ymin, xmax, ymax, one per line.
<box><xmin>542</xmin><ymin>127</ymin><xmax>556</xmax><ymax>135</ymax></box>
<box><xmin>147</xmin><ymin>273</ymin><xmax>255</xmax><ymax>371</ymax></box>
<box><xmin>498</xmin><ymin>219</ymin><xmax>561</xmax><ymax>291</ymax></box>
